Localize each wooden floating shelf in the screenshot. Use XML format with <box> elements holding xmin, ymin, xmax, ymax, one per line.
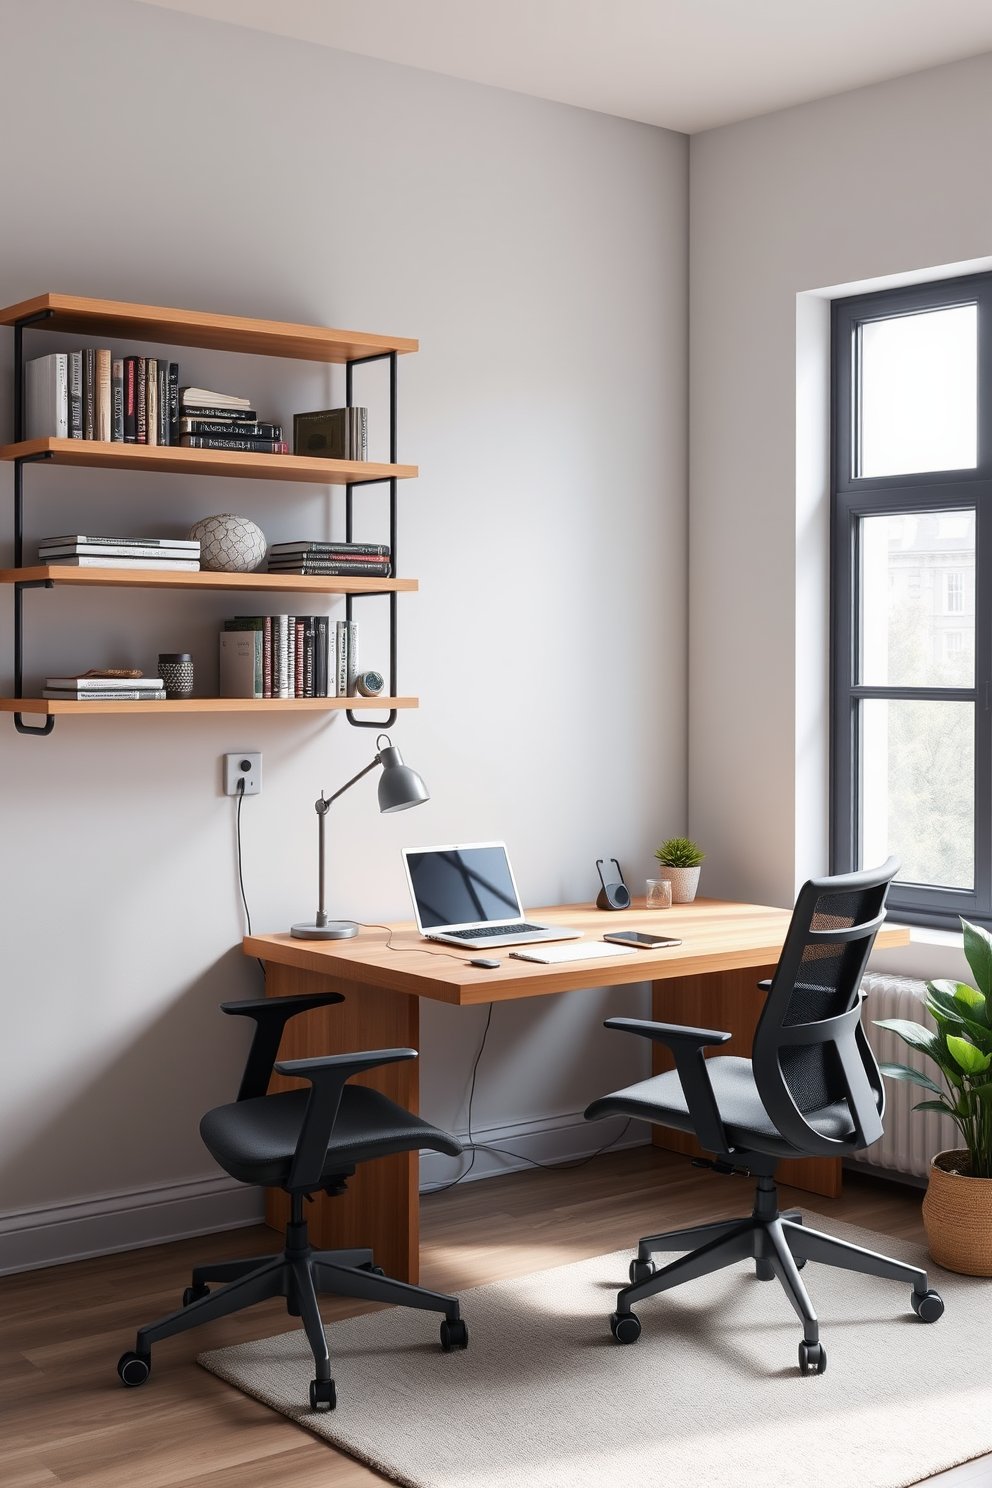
<box><xmin>0</xmin><ymin>439</ymin><xmax>417</xmax><ymax>486</ymax></box>
<box><xmin>0</xmin><ymin>293</ymin><xmax>418</xmax><ymax>364</ymax></box>
<box><xmin>0</xmin><ymin>696</ymin><xmax>417</xmax><ymax>717</ymax></box>
<box><xmin>0</xmin><ymin>566</ymin><xmax>417</xmax><ymax>595</ymax></box>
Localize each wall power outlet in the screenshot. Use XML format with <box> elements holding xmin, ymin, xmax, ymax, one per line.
<box><xmin>224</xmin><ymin>752</ymin><xmax>262</xmax><ymax>796</ymax></box>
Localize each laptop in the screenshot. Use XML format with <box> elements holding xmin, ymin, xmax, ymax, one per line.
<box><xmin>401</xmin><ymin>842</ymin><xmax>584</xmax><ymax>949</ymax></box>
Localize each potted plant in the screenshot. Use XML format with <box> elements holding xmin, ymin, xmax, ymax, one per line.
<box><xmin>875</xmin><ymin>917</ymin><xmax>992</xmax><ymax>1275</ymax></box>
<box><xmin>653</xmin><ymin>837</ymin><xmax>705</xmax><ymax>904</ymax></box>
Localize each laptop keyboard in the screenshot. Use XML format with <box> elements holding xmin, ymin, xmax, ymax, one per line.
<box><xmin>442</xmin><ymin>923</ymin><xmax>546</xmax><ymax>939</ymax></box>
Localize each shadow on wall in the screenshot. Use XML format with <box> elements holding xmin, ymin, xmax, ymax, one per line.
<box><xmin>0</xmin><ymin>947</ymin><xmax>261</xmax><ymax>1209</ymax></box>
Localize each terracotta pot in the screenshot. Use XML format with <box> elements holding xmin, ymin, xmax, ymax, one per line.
<box><xmin>654</xmin><ymin>865</ymin><xmax>701</xmax><ymax>904</ymax></box>
<box><xmin>922</xmin><ymin>1149</ymin><xmax>992</xmax><ymax>1276</ymax></box>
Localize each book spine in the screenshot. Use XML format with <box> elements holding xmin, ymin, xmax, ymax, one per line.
<box><xmin>135</xmin><ymin>359</ymin><xmax>147</xmax><ymax>444</ymax></box>
<box><xmin>146</xmin><ymin>359</ymin><xmax>158</xmax><ymax>447</ymax></box>
<box><xmin>167</xmin><ymin>363</ymin><xmax>179</xmax><ymax>444</ymax></box>
<box><xmin>157</xmin><ymin>362</ymin><xmax>168</xmax><ymax>445</ymax></box>
<box><xmin>263</xmin><ymin>616</ymin><xmax>272</xmax><ymax>699</ymax></box>
<box><xmin>303</xmin><ymin>616</ymin><xmax>316</xmax><ymax>698</ymax></box>
<box><xmin>268</xmin><ymin>562</ymin><xmax>392</xmax><ymax>577</ymax></box>
<box><xmin>42</xmin><ymin>690</ymin><xmax>166</xmax><ymax>700</ymax></box>
<box><xmin>111</xmin><ymin>359</ymin><xmax>124</xmax><ymax>441</ymax></box>
<box><xmin>359</xmin><ymin>406</ymin><xmax>367</xmax><ymax>460</ymax></box>
<box><xmin>346</xmin><ymin>619</ymin><xmax>359</xmax><ymax>696</ymax></box>
<box><xmin>68</xmin><ymin>352</ymin><xmax>83</xmax><ymax>439</ymax></box>
<box><xmin>56</xmin><ymin>354</ymin><xmax>68</xmax><ymax>439</ymax></box>
<box><xmin>335</xmin><ymin>621</ymin><xmax>348</xmax><ymax>698</ymax></box>
<box><xmin>178</xmin><ymin>420</ymin><xmax>283</xmax><ymax>439</ymax></box>
<box><xmin>96</xmin><ymin>350</ymin><xmax>111</xmax><ymax>441</ymax></box>
<box><xmin>254</xmin><ymin>630</ymin><xmax>264</xmax><ymax>699</ymax></box>
<box><xmin>179</xmin><ymin>403</ymin><xmax>258</xmax><ymax>421</ymax></box>
<box><xmin>270</xmin><ymin>543</ymin><xmax>390</xmax><ymax>557</ymax></box>
<box><xmin>294</xmin><ymin>620</ymin><xmax>304</xmax><ymax>698</ymax></box>
<box><xmin>124</xmin><ymin>358</ymin><xmax>136</xmax><ymax>443</ymax></box>
<box><xmin>315</xmin><ymin>616</ymin><xmax>328</xmax><ymax>697</ymax></box>
<box><xmin>84</xmin><ymin>348</ymin><xmax>95</xmax><ymax>439</ymax></box>
<box><xmin>179</xmin><ymin>436</ymin><xmax>288</xmax><ymax>454</ymax></box>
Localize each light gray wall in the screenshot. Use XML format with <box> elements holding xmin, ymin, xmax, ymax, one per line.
<box><xmin>0</xmin><ymin>0</ymin><xmax>688</xmax><ymax>1246</ymax></box>
<box><xmin>689</xmin><ymin>51</ymin><xmax>992</xmax><ymax>941</ymax></box>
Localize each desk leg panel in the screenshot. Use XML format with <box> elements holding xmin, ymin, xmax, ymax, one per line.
<box><xmin>651</xmin><ymin>969</ymin><xmax>841</xmax><ymax>1200</ymax></box>
<box><xmin>264</xmin><ymin>963</ymin><xmax>420</xmax><ymax>1283</ymax></box>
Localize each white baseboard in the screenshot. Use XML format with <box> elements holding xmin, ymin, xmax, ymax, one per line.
<box><xmin>0</xmin><ymin>1114</ymin><xmax>648</xmax><ymax>1276</ymax></box>
<box><xmin>0</xmin><ymin>1174</ymin><xmax>264</xmax><ymax>1277</ymax></box>
<box><xmin>419</xmin><ymin>1110</ymin><xmax>650</xmax><ymax>1190</ymax></box>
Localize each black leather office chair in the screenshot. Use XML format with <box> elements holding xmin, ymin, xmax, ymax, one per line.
<box><xmin>585</xmin><ymin>859</ymin><xmax>944</xmax><ymax>1376</ymax></box>
<box><xmin>117</xmin><ymin>992</ymin><xmax>468</xmax><ymax>1411</ymax></box>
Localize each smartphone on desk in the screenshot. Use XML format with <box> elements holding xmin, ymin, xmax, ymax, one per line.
<box><xmin>602</xmin><ymin>930</ymin><xmax>682</xmax><ymax>950</ymax></box>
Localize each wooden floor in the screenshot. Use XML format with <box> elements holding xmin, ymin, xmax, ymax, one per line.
<box><xmin>1</xmin><ymin>1147</ymin><xmax>987</xmax><ymax>1488</ymax></box>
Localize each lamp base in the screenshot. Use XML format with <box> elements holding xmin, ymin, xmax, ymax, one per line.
<box><xmin>290</xmin><ymin>920</ymin><xmax>360</xmax><ymax>940</ymax></box>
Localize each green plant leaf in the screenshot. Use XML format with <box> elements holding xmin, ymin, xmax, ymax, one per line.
<box><xmin>962</xmin><ymin>918</ymin><xmax>992</xmax><ymax>1001</ymax></box>
<box><xmin>922</xmin><ymin>990</ymin><xmax>992</xmax><ymax>1052</ymax></box>
<box><xmin>968</xmin><ymin>1082</ymin><xmax>992</xmax><ymax>1102</ymax></box>
<box><xmin>912</xmin><ymin>1100</ymin><xmax>958</xmax><ymax>1115</ymax></box>
<box><xmin>946</xmin><ymin>1035</ymin><xmax>992</xmax><ymax>1075</ymax></box>
<box><xmin>873</xmin><ymin>1018</ymin><xmax>943</xmax><ymax>1060</ymax></box>
<box><xmin>877</xmin><ymin>1062</ymin><xmax>946</xmax><ymax>1095</ymax></box>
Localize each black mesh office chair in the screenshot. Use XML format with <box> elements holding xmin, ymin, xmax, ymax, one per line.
<box><xmin>585</xmin><ymin>859</ymin><xmax>944</xmax><ymax>1375</ymax></box>
<box><xmin>117</xmin><ymin>992</ymin><xmax>468</xmax><ymax>1411</ymax></box>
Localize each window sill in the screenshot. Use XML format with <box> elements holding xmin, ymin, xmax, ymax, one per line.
<box><xmin>868</xmin><ymin>921</ymin><xmax>968</xmax><ymax>982</ymax></box>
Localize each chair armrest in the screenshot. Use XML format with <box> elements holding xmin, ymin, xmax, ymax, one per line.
<box><xmin>223</xmin><ymin>993</ymin><xmax>345</xmax><ymax>1102</ymax></box>
<box><xmin>274</xmin><ymin>1048</ymin><xmax>417</xmax><ymax>1192</ymax></box>
<box><xmin>603</xmin><ymin>1017</ymin><xmax>734</xmax><ymax>1158</ymax></box>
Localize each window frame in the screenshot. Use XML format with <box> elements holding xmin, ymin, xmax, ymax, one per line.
<box><xmin>830</xmin><ymin>272</ymin><xmax>992</xmax><ymax>929</ymax></box>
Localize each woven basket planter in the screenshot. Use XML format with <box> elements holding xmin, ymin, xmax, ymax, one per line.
<box><xmin>922</xmin><ymin>1149</ymin><xmax>992</xmax><ymax>1276</ymax></box>
<box><xmin>654</xmin><ymin>866</ymin><xmax>701</xmax><ymax>904</ymax></box>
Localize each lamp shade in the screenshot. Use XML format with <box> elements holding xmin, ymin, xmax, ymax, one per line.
<box><xmin>377</xmin><ymin>744</ymin><xmax>430</xmax><ymax>813</ymax></box>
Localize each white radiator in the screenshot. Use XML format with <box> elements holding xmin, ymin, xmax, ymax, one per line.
<box><xmin>859</xmin><ymin>974</ymin><xmax>958</xmax><ymax>1180</ymax></box>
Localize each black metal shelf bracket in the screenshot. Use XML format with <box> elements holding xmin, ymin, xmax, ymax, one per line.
<box><xmin>12</xmin><ymin>308</ymin><xmax>56</xmax><ymax>735</ymax></box>
<box><xmin>345</xmin><ymin>350</ymin><xmax>399</xmax><ymax>731</ymax></box>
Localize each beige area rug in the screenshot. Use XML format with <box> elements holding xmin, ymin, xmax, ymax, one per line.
<box><xmin>198</xmin><ymin>1214</ymin><xmax>992</xmax><ymax>1488</ymax></box>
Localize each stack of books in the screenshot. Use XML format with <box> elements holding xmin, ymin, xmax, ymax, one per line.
<box><xmin>221</xmin><ymin>617</ymin><xmax>361</xmax><ymax>699</ymax></box>
<box><xmin>25</xmin><ymin>351</ymin><xmax>178</xmax><ymax>445</ymax></box>
<box><xmin>38</xmin><ymin>535</ymin><xmax>201</xmax><ymax>571</ymax></box>
<box><xmin>266</xmin><ymin>541</ymin><xmax>391</xmax><ymax>577</ymax></box>
<box><xmin>177</xmin><ymin>388</ymin><xmax>287</xmax><ymax>454</ymax></box>
<box><xmin>42</xmin><ymin>673</ymin><xmax>167</xmax><ymax>702</ymax></box>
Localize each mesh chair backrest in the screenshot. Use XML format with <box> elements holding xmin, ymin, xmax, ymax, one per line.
<box><xmin>750</xmin><ymin>858</ymin><xmax>898</xmax><ymax>1152</ymax></box>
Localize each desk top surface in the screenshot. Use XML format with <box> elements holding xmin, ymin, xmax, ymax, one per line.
<box><xmin>244</xmin><ymin>898</ymin><xmax>911</xmax><ymax>1007</ymax></box>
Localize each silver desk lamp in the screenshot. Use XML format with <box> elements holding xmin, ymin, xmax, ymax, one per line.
<box><xmin>291</xmin><ymin>733</ymin><xmax>429</xmax><ymax>940</ymax></box>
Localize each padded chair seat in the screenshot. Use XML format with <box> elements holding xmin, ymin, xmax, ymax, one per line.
<box><xmin>201</xmin><ymin>1083</ymin><xmax>463</xmax><ymax>1188</ymax></box>
<box><xmin>585</xmin><ymin>1055</ymin><xmax>857</xmax><ymax>1158</ymax></box>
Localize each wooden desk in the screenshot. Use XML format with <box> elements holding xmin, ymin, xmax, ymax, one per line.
<box><xmin>245</xmin><ymin>898</ymin><xmax>909</xmax><ymax>1282</ymax></box>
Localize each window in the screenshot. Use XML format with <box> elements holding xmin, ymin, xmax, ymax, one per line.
<box><xmin>831</xmin><ymin>272</ymin><xmax>992</xmax><ymax>928</ymax></box>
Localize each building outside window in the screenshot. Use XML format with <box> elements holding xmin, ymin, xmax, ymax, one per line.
<box><xmin>831</xmin><ymin>272</ymin><xmax>992</xmax><ymax>927</ymax></box>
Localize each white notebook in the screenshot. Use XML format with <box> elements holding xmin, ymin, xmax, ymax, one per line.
<box><xmin>508</xmin><ymin>940</ymin><xmax>639</xmax><ymax>965</ymax></box>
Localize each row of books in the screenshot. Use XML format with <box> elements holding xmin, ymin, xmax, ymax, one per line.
<box><xmin>293</xmin><ymin>407</ymin><xmax>368</xmax><ymax>461</ymax></box>
<box><xmin>220</xmin><ymin>617</ymin><xmax>361</xmax><ymax>699</ymax></box>
<box><xmin>43</xmin><ymin>674</ymin><xmax>166</xmax><ymax>701</ymax></box>
<box><xmin>25</xmin><ymin>355</ymin><xmax>286</xmax><ymax>453</ymax></box>
<box><xmin>266</xmin><ymin>540</ymin><xmax>392</xmax><ymax>577</ymax></box>
<box><xmin>38</xmin><ymin>534</ymin><xmax>201</xmax><ymax>572</ymax></box>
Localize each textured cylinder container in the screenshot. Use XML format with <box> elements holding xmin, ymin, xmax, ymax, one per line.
<box><xmin>922</xmin><ymin>1151</ymin><xmax>992</xmax><ymax>1275</ymax></box>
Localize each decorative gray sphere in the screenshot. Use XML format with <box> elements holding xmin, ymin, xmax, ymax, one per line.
<box><xmin>189</xmin><ymin>513</ymin><xmax>266</xmax><ymax>573</ymax></box>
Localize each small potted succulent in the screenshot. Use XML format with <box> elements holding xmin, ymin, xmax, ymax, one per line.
<box><xmin>653</xmin><ymin>837</ymin><xmax>705</xmax><ymax>904</ymax></box>
<box><xmin>876</xmin><ymin>917</ymin><xmax>992</xmax><ymax>1275</ymax></box>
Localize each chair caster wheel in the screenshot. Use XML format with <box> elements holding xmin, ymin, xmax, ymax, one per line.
<box><xmin>629</xmin><ymin>1258</ymin><xmax>656</xmax><ymax>1285</ymax></box>
<box><xmin>911</xmin><ymin>1287</ymin><xmax>944</xmax><ymax>1322</ymax></box>
<box><xmin>183</xmin><ymin>1284</ymin><xmax>210</xmax><ymax>1306</ymax></box>
<box><xmin>360</xmin><ymin>1263</ymin><xmax>386</xmax><ymax>1277</ymax></box>
<box><xmin>798</xmin><ymin>1340</ymin><xmax>826</xmax><ymax>1375</ymax></box>
<box><xmin>118</xmin><ymin>1351</ymin><xmax>151</xmax><ymax>1387</ymax></box>
<box><xmin>610</xmin><ymin>1311</ymin><xmax>642</xmax><ymax>1344</ymax></box>
<box><xmin>794</xmin><ymin>1257</ymin><xmax>807</xmax><ymax>1270</ymax></box>
<box><xmin>309</xmin><ymin>1378</ymin><xmax>336</xmax><ymax>1411</ymax></box>
<box><xmin>440</xmin><ymin>1318</ymin><xmax>469</xmax><ymax>1351</ymax></box>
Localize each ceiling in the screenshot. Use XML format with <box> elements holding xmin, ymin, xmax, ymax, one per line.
<box><xmin>134</xmin><ymin>0</ymin><xmax>992</xmax><ymax>134</ymax></box>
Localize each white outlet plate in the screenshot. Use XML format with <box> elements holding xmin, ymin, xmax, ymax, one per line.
<box><xmin>224</xmin><ymin>752</ymin><xmax>262</xmax><ymax>796</ymax></box>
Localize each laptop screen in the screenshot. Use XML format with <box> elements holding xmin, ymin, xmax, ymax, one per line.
<box><xmin>405</xmin><ymin>845</ymin><xmax>522</xmax><ymax>929</ymax></box>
